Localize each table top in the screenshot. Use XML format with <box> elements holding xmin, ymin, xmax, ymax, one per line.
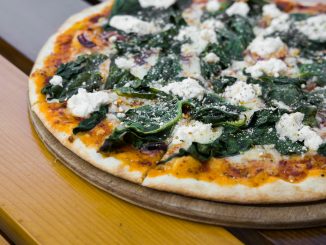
<box><xmin>1</xmin><ymin>1</ymin><xmax>326</xmax><ymax>244</ymax></box>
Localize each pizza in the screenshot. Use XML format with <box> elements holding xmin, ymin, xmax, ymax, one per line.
<box><xmin>29</xmin><ymin>0</ymin><xmax>326</xmax><ymax>203</ymax></box>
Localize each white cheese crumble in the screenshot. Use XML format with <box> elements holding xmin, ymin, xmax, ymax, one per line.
<box><xmin>226</xmin><ymin>2</ymin><xmax>250</xmax><ymax>17</ymax></box>
<box><xmin>221</xmin><ymin>61</ymin><xmax>248</xmax><ymax>81</ymax></box>
<box><xmin>295</xmin><ymin>14</ymin><xmax>326</xmax><ymax>42</ymax></box>
<box><xmin>246</xmin><ymin>58</ymin><xmax>288</xmax><ymax>78</ymax></box>
<box><xmin>263</xmin><ymin>13</ymin><xmax>290</xmax><ymax>35</ymax></box>
<box><xmin>161</xmin><ymin>78</ymin><xmax>205</xmax><ymax>100</ymax></box>
<box><xmin>222</xmin><ymin>80</ymin><xmax>262</xmax><ymax>105</ymax></box>
<box><xmin>177</xmin><ymin>25</ymin><xmax>217</xmax><ymax>55</ymax></box>
<box><xmin>276</xmin><ymin>112</ymin><xmax>323</xmax><ymax>151</ymax></box>
<box><xmin>179</xmin><ymin>51</ymin><xmax>202</xmax><ymax>79</ymax></box>
<box><xmin>262</xmin><ymin>4</ymin><xmax>282</xmax><ymax>19</ymax></box>
<box><xmin>171</xmin><ymin>120</ymin><xmax>223</xmax><ymax>149</ymax></box>
<box><xmin>227</xmin><ymin>145</ymin><xmax>281</xmax><ymax>164</ymax></box>
<box><xmin>67</xmin><ymin>89</ymin><xmax>117</xmax><ymax>118</ymax></box>
<box><xmin>109</xmin><ymin>15</ymin><xmax>160</xmax><ymax>35</ymax></box>
<box><xmin>203</xmin><ymin>52</ymin><xmax>220</xmax><ymax>63</ymax></box>
<box><xmin>139</xmin><ymin>0</ymin><xmax>176</xmax><ymax>9</ymax></box>
<box><xmin>182</xmin><ymin>4</ymin><xmax>203</xmax><ymax>26</ymax></box>
<box><xmin>206</xmin><ymin>0</ymin><xmax>221</xmax><ymax>12</ymax></box>
<box><xmin>115</xmin><ymin>52</ymin><xmax>159</xmax><ymax>79</ymax></box>
<box><xmin>247</xmin><ymin>37</ymin><xmax>286</xmax><ymax>58</ymax></box>
<box><xmin>49</xmin><ymin>75</ymin><xmax>63</xmax><ymax>87</ymax></box>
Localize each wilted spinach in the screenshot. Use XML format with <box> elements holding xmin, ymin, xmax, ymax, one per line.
<box><xmin>300</xmin><ymin>60</ymin><xmax>326</xmax><ymax>86</ymax></box>
<box><xmin>42</xmin><ymin>54</ymin><xmax>107</xmax><ymax>102</ymax></box>
<box><xmin>73</xmin><ymin>105</ymin><xmax>108</xmax><ymax>134</ymax></box>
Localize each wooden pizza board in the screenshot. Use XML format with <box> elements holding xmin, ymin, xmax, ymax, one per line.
<box><xmin>29</xmin><ymin>108</ymin><xmax>326</xmax><ymax>229</ymax></box>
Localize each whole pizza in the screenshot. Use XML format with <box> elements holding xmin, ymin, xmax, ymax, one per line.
<box><xmin>29</xmin><ymin>0</ymin><xmax>326</xmax><ymax>203</ymax></box>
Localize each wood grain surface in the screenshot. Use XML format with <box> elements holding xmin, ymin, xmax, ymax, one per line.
<box><xmin>30</xmin><ymin>101</ymin><xmax>326</xmax><ymax>229</ymax></box>
<box><xmin>0</xmin><ymin>55</ymin><xmax>242</xmax><ymax>244</ymax></box>
<box><xmin>0</xmin><ymin>235</ymin><xmax>9</xmax><ymax>245</ymax></box>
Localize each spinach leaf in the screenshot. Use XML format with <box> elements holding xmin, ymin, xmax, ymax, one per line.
<box><xmin>56</xmin><ymin>54</ymin><xmax>107</xmax><ymax>80</ymax></box>
<box><xmin>109</xmin><ymin>0</ymin><xmax>141</xmax><ymax>18</ymax></box>
<box><xmin>271</xmin><ymin>23</ymin><xmax>326</xmax><ymax>56</ymax></box>
<box><xmin>248</xmin><ymin>109</ymin><xmax>283</xmax><ymax>127</ymax></box>
<box><xmin>296</xmin><ymin>104</ymin><xmax>318</xmax><ymax>127</ymax></box>
<box><xmin>247</xmin><ymin>0</ymin><xmax>268</xmax><ymax>16</ymax></box>
<box><xmin>100</xmin><ymin>126</ymin><xmax>170</xmax><ymax>152</ymax></box>
<box><xmin>121</xmin><ymin>100</ymin><xmax>183</xmax><ymax>134</ymax></box>
<box><xmin>145</xmin><ymin>54</ymin><xmax>182</xmax><ymax>83</ymax></box>
<box><xmin>73</xmin><ymin>105</ymin><xmax>108</xmax><ymax>134</ymax></box>
<box><xmin>300</xmin><ymin>60</ymin><xmax>326</xmax><ymax>86</ymax></box>
<box><xmin>42</xmin><ymin>54</ymin><xmax>108</xmax><ymax>102</ymax></box>
<box><xmin>104</xmin><ymin>59</ymin><xmax>138</xmax><ymax>89</ymax></box>
<box><xmin>100</xmin><ymin>99</ymin><xmax>184</xmax><ymax>152</ymax></box>
<box><xmin>115</xmin><ymin>86</ymin><xmax>172</xmax><ymax>100</ymax></box>
<box><xmin>200</xmin><ymin>15</ymin><xmax>254</xmax><ymax>78</ymax></box>
<box><xmin>211</xmin><ymin>76</ymin><xmax>237</xmax><ymax>93</ymax></box>
<box><xmin>190</xmin><ymin>93</ymin><xmax>246</xmax><ymax>127</ymax></box>
<box><xmin>318</xmin><ymin>143</ymin><xmax>326</xmax><ymax>156</ymax></box>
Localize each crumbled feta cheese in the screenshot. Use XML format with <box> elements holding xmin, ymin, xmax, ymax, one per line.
<box><xmin>161</xmin><ymin>78</ymin><xmax>205</xmax><ymax>100</ymax></box>
<box><xmin>248</xmin><ymin>37</ymin><xmax>286</xmax><ymax>58</ymax></box>
<box><xmin>263</xmin><ymin>4</ymin><xmax>282</xmax><ymax>19</ymax></box>
<box><xmin>201</xmin><ymin>18</ymin><xmax>224</xmax><ymax>31</ymax></box>
<box><xmin>223</xmin><ymin>80</ymin><xmax>262</xmax><ymax>105</ymax></box>
<box><xmin>295</xmin><ymin>14</ymin><xmax>326</xmax><ymax>42</ymax></box>
<box><xmin>206</xmin><ymin>0</ymin><xmax>221</xmax><ymax>12</ymax></box>
<box><xmin>276</xmin><ymin>112</ymin><xmax>323</xmax><ymax>151</ymax></box>
<box><xmin>227</xmin><ymin>145</ymin><xmax>281</xmax><ymax>164</ymax></box>
<box><xmin>115</xmin><ymin>57</ymin><xmax>134</xmax><ymax>70</ymax></box>
<box><xmin>221</xmin><ymin>61</ymin><xmax>248</xmax><ymax>80</ymax></box>
<box><xmin>271</xmin><ymin>100</ymin><xmax>292</xmax><ymax>111</ymax></box>
<box><xmin>67</xmin><ymin>89</ymin><xmax>117</xmax><ymax>118</ymax></box>
<box><xmin>246</xmin><ymin>58</ymin><xmax>287</xmax><ymax>78</ymax></box>
<box><xmin>115</xmin><ymin>52</ymin><xmax>159</xmax><ymax>79</ymax></box>
<box><xmin>182</xmin><ymin>4</ymin><xmax>203</xmax><ymax>26</ymax></box>
<box><xmin>263</xmin><ymin>14</ymin><xmax>290</xmax><ymax>35</ymax></box>
<box><xmin>49</xmin><ymin>75</ymin><xmax>63</xmax><ymax>87</ymax></box>
<box><xmin>276</xmin><ymin>112</ymin><xmax>305</xmax><ymax>142</ymax></box>
<box><xmin>179</xmin><ymin>51</ymin><xmax>202</xmax><ymax>79</ymax></box>
<box><xmin>177</xmin><ymin>25</ymin><xmax>217</xmax><ymax>54</ymax></box>
<box><xmin>226</xmin><ymin>2</ymin><xmax>250</xmax><ymax>17</ymax></box>
<box><xmin>109</xmin><ymin>15</ymin><xmax>160</xmax><ymax>35</ymax></box>
<box><xmin>298</xmin><ymin>126</ymin><xmax>323</xmax><ymax>151</ymax></box>
<box><xmin>171</xmin><ymin>120</ymin><xmax>223</xmax><ymax>149</ymax></box>
<box><xmin>203</xmin><ymin>52</ymin><xmax>220</xmax><ymax>63</ymax></box>
<box><xmin>139</xmin><ymin>0</ymin><xmax>176</xmax><ymax>9</ymax></box>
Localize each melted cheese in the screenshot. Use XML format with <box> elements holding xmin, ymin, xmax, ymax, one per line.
<box><xmin>161</xmin><ymin>78</ymin><xmax>205</xmax><ymax>100</ymax></box>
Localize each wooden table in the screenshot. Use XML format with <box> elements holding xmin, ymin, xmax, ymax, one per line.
<box><xmin>1</xmin><ymin>1</ymin><xmax>326</xmax><ymax>244</ymax></box>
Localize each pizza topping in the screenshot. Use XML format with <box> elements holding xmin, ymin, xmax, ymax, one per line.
<box><xmin>247</xmin><ymin>36</ymin><xmax>287</xmax><ymax>59</ymax></box>
<box><xmin>206</xmin><ymin>0</ymin><xmax>221</xmax><ymax>13</ymax></box>
<box><xmin>67</xmin><ymin>88</ymin><xmax>116</xmax><ymax>118</ymax></box>
<box><xmin>170</xmin><ymin>120</ymin><xmax>222</xmax><ymax>149</ymax></box>
<box><xmin>115</xmin><ymin>52</ymin><xmax>159</xmax><ymax>79</ymax></box>
<box><xmin>49</xmin><ymin>75</ymin><xmax>63</xmax><ymax>87</ymax></box>
<box><xmin>262</xmin><ymin>4</ymin><xmax>283</xmax><ymax>19</ymax></box>
<box><xmin>222</xmin><ymin>80</ymin><xmax>262</xmax><ymax>106</ymax></box>
<box><xmin>203</xmin><ymin>52</ymin><xmax>219</xmax><ymax>64</ymax></box>
<box><xmin>276</xmin><ymin>112</ymin><xmax>323</xmax><ymax>151</ymax></box>
<box><xmin>295</xmin><ymin>14</ymin><xmax>326</xmax><ymax>42</ymax></box>
<box><xmin>161</xmin><ymin>78</ymin><xmax>205</xmax><ymax>100</ymax></box>
<box><xmin>138</xmin><ymin>0</ymin><xmax>176</xmax><ymax>9</ymax></box>
<box><xmin>246</xmin><ymin>58</ymin><xmax>288</xmax><ymax>78</ymax></box>
<box><xmin>109</xmin><ymin>15</ymin><xmax>161</xmax><ymax>35</ymax></box>
<box><xmin>226</xmin><ymin>2</ymin><xmax>250</xmax><ymax>17</ymax></box>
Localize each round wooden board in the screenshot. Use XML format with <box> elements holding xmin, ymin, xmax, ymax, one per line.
<box><xmin>30</xmin><ymin>108</ymin><xmax>326</xmax><ymax>229</ymax></box>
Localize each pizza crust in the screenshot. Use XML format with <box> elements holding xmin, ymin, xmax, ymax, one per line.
<box><xmin>143</xmin><ymin>174</ymin><xmax>326</xmax><ymax>204</ymax></box>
